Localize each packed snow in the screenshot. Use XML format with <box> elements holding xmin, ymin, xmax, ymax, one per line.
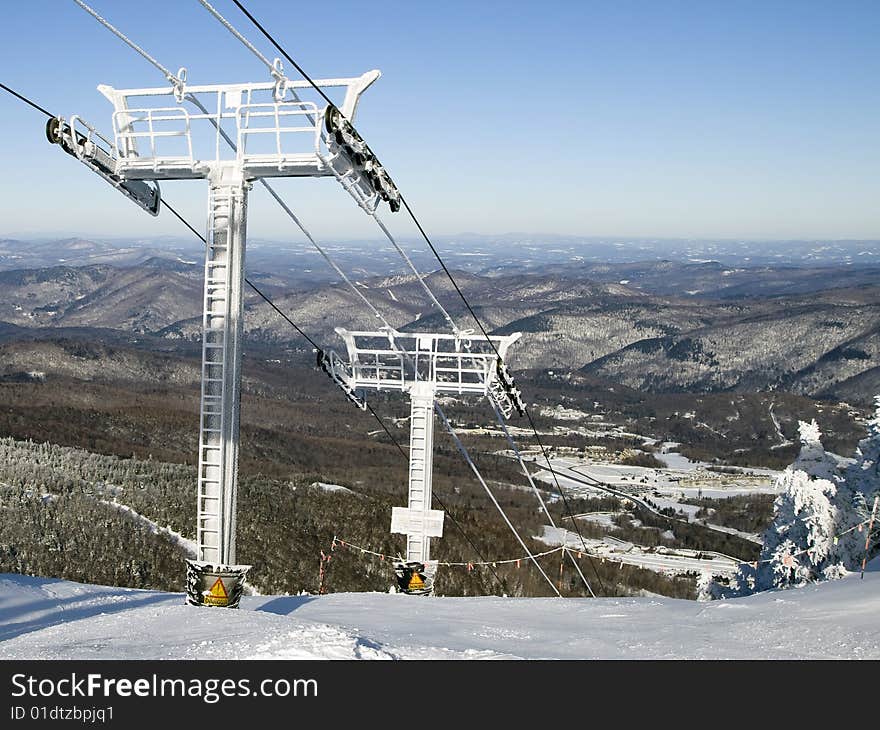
<box><xmin>1</xmin><ymin>568</ymin><xmax>878</xmax><ymax>659</ymax></box>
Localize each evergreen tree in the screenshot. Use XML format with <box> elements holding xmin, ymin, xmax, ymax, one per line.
<box><xmin>845</xmin><ymin>396</ymin><xmax>880</xmax><ymax>502</ymax></box>
<box><xmin>753</xmin><ymin>469</ymin><xmax>841</xmax><ymax>590</ymax></box>
<box><xmin>791</xmin><ymin>419</ymin><xmax>839</xmax><ymax>481</ymax></box>
<box><xmin>714</xmin><ymin>420</ymin><xmax>848</xmax><ymax>597</ymax></box>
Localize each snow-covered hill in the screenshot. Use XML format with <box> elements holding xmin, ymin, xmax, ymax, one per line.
<box><xmin>1</xmin><ymin>567</ymin><xmax>878</xmax><ymax>659</ymax></box>
<box><xmin>2</xmin><ymin>257</ymin><xmax>879</xmax><ymax>402</ymax></box>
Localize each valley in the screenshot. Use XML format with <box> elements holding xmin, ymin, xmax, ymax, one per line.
<box><xmin>0</xmin><ymin>236</ymin><xmax>875</xmax><ymax>600</ymax></box>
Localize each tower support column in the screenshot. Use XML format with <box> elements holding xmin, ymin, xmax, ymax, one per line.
<box><xmin>187</xmin><ymin>164</ymin><xmax>251</xmax><ymax>608</ymax></box>
<box><xmin>197</xmin><ymin>164</ymin><xmax>248</xmax><ymax>565</ymax></box>
<box><xmin>390</xmin><ymin>382</ymin><xmax>445</xmax><ymax>593</ymax></box>
<box><xmin>405</xmin><ymin>382</ymin><xmax>437</xmax><ymax>563</ymax></box>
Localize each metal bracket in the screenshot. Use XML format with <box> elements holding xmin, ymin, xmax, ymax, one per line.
<box><xmin>97</xmin><ymin>71</ymin><xmax>382</xmax><ymax>181</ymax></box>
<box><xmin>323</xmin><ymin>104</ymin><xmax>401</xmax><ymax>212</ymax></box>
<box><xmin>46</xmin><ymin>115</ymin><xmax>161</xmax><ymax>216</ymax></box>
<box><xmin>317</xmin><ymin>349</ymin><xmax>367</xmax><ymax>410</ymax></box>
<box><xmin>494</xmin><ymin>358</ymin><xmax>525</xmax><ymax>418</ymax></box>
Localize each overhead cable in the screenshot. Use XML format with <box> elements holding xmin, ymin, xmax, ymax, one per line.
<box><xmin>435</xmin><ymin>404</ymin><xmax>562</xmax><ymax>597</ymax></box>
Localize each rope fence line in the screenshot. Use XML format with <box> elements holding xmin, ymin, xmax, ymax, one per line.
<box><xmin>326</xmin><ymin>511</ymin><xmax>880</xmax><ymax>589</ymax></box>
<box><xmin>323</xmin><ymin>535</ymin><xmax>703</xmax><ymax>593</ymax></box>
<box><xmin>327</xmin><ymin>536</ymin><xmax>704</xmax><ymax>572</ymax></box>
<box><xmin>330</xmin><ymin>536</ymin><xmax>570</xmax><ymax>568</ymax></box>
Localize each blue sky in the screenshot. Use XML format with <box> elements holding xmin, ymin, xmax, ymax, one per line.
<box><xmin>1</xmin><ymin>0</ymin><xmax>878</xmax><ymax>242</ymax></box>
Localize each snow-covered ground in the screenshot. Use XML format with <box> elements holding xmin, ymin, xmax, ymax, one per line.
<box><xmin>573</xmin><ymin>512</ymin><xmax>621</xmax><ymax>528</ymax></box>
<box><xmin>100</xmin><ymin>500</ymin><xmax>197</xmax><ymax>558</ymax></box>
<box><xmin>531</xmin><ymin>457</ymin><xmax>769</xmax><ymax>545</ymax></box>
<box><xmin>525</xmin><ymin>453</ymin><xmax>777</xmax><ymax>547</ymax></box>
<box><xmin>535</xmin><ymin>526</ymin><xmax>741</xmax><ymax>576</ymax></box>
<box><xmin>1</xmin><ymin>568</ymin><xmax>878</xmax><ymax>659</ymax></box>
<box><xmin>307</xmin><ymin>481</ymin><xmax>355</xmax><ymax>495</ymax></box>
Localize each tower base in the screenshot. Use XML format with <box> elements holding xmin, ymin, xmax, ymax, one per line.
<box><xmin>185</xmin><ymin>559</ymin><xmax>251</xmax><ymax>608</ymax></box>
<box><xmin>393</xmin><ymin>560</ymin><xmax>438</xmax><ymax>596</ymax></box>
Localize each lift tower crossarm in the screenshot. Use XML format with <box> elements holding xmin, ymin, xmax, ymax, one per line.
<box><xmin>98</xmin><ymin>70</ymin><xmax>381</xmax><ymax>182</ymax></box>
<box><xmin>92</xmin><ymin>72</ymin><xmax>379</xmax><ymax>182</ymax></box>
<box><xmin>330</xmin><ymin>328</ymin><xmax>523</xmax><ymax>590</ymax></box>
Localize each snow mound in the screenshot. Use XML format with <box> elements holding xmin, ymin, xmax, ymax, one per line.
<box><xmin>307</xmin><ymin>481</ymin><xmax>355</xmax><ymax>495</ymax></box>
<box><xmin>0</xmin><ymin>576</ymin><xmax>394</xmax><ymax>660</ymax></box>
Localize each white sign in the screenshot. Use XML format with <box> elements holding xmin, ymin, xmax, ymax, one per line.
<box><xmin>391</xmin><ymin>507</ymin><xmax>445</xmax><ymax>537</ymax></box>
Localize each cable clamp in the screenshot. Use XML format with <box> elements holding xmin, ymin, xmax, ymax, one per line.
<box><xmin>271</xmin><ymin>58</ymin><xmax>288</xmax><ymax>102</ymax></box>
<box><xmin>378</xmin><ymin>326</ymin><xmax>401</xmax><ymax>349</ymax></box>
<box><xmin>171</xmin><ymin>67</ymin><xmax>187</xmax><ymax>103</ymax></box>
<box><xmin>454</xmin><ymin>329</ymin><xmax>475</xmax><ymax>351</ymax></box>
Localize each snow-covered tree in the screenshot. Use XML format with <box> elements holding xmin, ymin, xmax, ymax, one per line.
<box><xmin>753</xmin><ymin>468</ymin><xmax>843</xmax><ymax>591</ymax></box>
<box><xmin>791</xmin><ymin>419</ymin><xmax>839</xmax><ymax>481</ymax></box>
<box><xmin>845</xmin><ymin>396</ymin><xmax>880</xmax><ymax>503</ymax></box>
<box><xmin>827</xmin><ymin>397</ymin><xmax>880</xmax><ymax>570</ymax></box>
<box><xmin>713</xmin><ymin>420</ymin><xmax>849</xmax><ymax>598</ymax></box>
<box><xmin>695</xmin><ymin>571</ymin><xmax>716</xmax><ymax>601</ymax></box>
<box><xmin>702</xmin><ymin>404</ymin><xmax>880</xmax><ymax>600</ymax></box>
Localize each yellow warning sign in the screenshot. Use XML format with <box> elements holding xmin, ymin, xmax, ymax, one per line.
<box><xmin>407</xmin><ymin>573</ymin><xmax>425</xmax><ymax>591</ymax></box>
<box><xmin>204</xmin><ymin>576</ymin><xmax>229</xmax><ymax>606</ymax></box>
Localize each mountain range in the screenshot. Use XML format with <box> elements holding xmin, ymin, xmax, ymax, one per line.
<box><xmin>0</xmin><ymin>245</ymin><xmax>877</xmax><ymax>404</ymax></box>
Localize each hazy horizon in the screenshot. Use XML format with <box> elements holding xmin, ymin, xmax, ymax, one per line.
<box><xmin>3</xmin><ymin>231</ymin><xmax>879</xmax><ymax>246</ymax></box>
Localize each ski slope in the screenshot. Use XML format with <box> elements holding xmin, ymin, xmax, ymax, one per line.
<box><xmin>1</xmin><ymin>566</ymin><xmax>879</xmax><ymax>659</ymax></box>
<box><xmin>535</xmin><ymin>526</ymin><xmax>741</xmax><ymax>577</ymax></box>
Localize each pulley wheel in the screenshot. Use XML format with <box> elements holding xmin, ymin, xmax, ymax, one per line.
<box><xmin>324</xmin><ymin>105</ymin><xmax>342</xmax><ymax>134</ymax></box>
<box><xmin>45</xmin><ymin>117</ymin><xmax>61</xmax><ymax>144</ymax></box>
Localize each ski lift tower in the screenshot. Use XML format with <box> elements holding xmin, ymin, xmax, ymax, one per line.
<box><xmin>329</xmin><ymin>328</ymin><xmax>523</xmax><ymax>593</ymax></box>
<box><xmin>49</xmin><ymin>69</ymin><xmax>387</xmax><ymax>606</ymax></box>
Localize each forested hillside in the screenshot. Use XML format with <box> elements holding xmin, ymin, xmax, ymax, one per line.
<box><xmin>0</xmin><ymin>437</ymin><xmax>697</xmax><ymax>599</ymax></box>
